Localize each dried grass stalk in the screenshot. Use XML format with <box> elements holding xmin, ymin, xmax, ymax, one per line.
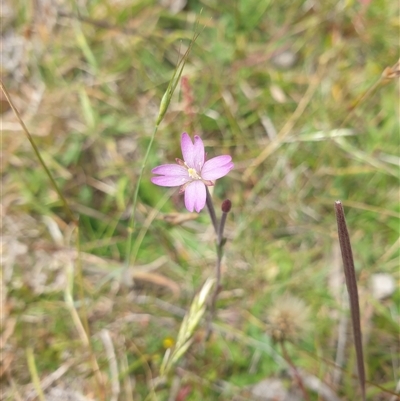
<box><xmin>334</xmin><ymin>201</ymin><xmax>366</xmax><ymax>401</ymax></box>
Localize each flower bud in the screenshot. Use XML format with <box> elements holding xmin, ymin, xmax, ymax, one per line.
<box><xmin>221</xmin><ymin>199</ymin><xmax>232</xmax><ymax>213</ymax></box>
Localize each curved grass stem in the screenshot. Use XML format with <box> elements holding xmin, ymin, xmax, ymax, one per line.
<box><xmin>124</xmin><ymin>25</ymin><xmax>201</xmax><ymax>270</ymax></box>
<box><xmin>0</xmin><ymin>80</ymin><xmax>76</xmax><ymax>225</ymax></box>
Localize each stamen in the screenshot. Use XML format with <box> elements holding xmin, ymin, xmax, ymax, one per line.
<box><xmin>187</xmin><ymin>168</ymin><xmax>200</xmax><ymax>179</ymax></box>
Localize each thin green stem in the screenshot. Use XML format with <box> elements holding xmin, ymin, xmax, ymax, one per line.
<box><xmin>63</xmin><ymin>223</ymin><xmax>106</xmax><ymax>400</ymax></box>
<box><xmin>26</xmin><ymin>347</ymin><xmax>46</xmax><ymax>401</ymax></box>
<box><xmin>124</xmin><ymin>124</ymin><xmax>159</xmax><ymax>267</ymax></box>
<box><xmin>0</xmin><ymin>80</ymin><xmax>76</xmax><ymax>224</ymax></box>
<box><xmin>129</xmin><ymin>188</ymin><xmax>174</xmax><ymax>269</ymax></box>
<box><xmin>74</xmin><ymin>222</ymin><xmax>90</xmax><ymax>336</ymax></box>
<box><xmin>124</xmin><ymin>25</ymin><xmax>201</xmax><ymax>269</ymax></box>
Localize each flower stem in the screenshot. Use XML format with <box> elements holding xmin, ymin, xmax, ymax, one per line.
<box><xmin>280</xmin><ymin>341</ymin><xmax>311</xmax><ymax>401</ymax></box>
<box><xmin>218</xmin><ymin>210</ymin><xmax>228</xmax><ymax>247</ymax></box>
<box><xmin>205</xmin><ymin>187</ymin><xmax>218</xmax><ymax>235</ymax></box>
<box><xmin>206</xmin><ymin>254</ymin><xmax>222</xmax><ymax>340</ymax></box>
<box><xmin>205</xmin><ymin>194</ymin><xmax>231</xmax><ymax>339</ymax></box>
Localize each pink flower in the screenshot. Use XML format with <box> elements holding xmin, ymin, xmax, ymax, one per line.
<box><xmin>151</xmin><ymin>133</ymin><xmax>234</xmax><ymax>213</ymax></box>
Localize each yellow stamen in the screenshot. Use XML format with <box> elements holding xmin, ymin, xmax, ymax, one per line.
<box><xmin>188</xmin><ymin>168</ymin><xmax>200</xmax><ymax>179</ymax></box>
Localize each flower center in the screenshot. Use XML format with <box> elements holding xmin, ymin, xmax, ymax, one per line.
<box><xmin>187</xmin><ymin>167</ymin><xmax>201</xmax><ymax>180</ymax></box>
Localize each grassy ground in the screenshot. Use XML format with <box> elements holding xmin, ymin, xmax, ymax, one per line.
<box><xmin>2</xmin><ymin>0</ymin><xmax>399</xmax><ymax>400</ymax></box>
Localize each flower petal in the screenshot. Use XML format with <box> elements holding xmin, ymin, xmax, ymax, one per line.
<box><xmin>192</xmin><ymin>135</ymin><xmax>205</xmax><ymax>171</ymax></box>
<box><xmin>152</xmin><ymin>164</ymin><xmax>188</xmax><ymax>176</ymax></box>
<box><xmin>184</xmin><ymin>180</ymin><xmax>206</xmax><ymax>213</ymax></box>
<box><xmin>201</xmin><ymin>155</ymin><xmax>234</xmax><ymax>180</ymax></box>
<box><xmin>181</xmin><ymin>132</ymin><xmax>194</xmax><ymax>167</ymax></box>
<box><xmin>151</xmin><ymin>175</ymin><xmax>190</xmax><ymax>187</ymax></box>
